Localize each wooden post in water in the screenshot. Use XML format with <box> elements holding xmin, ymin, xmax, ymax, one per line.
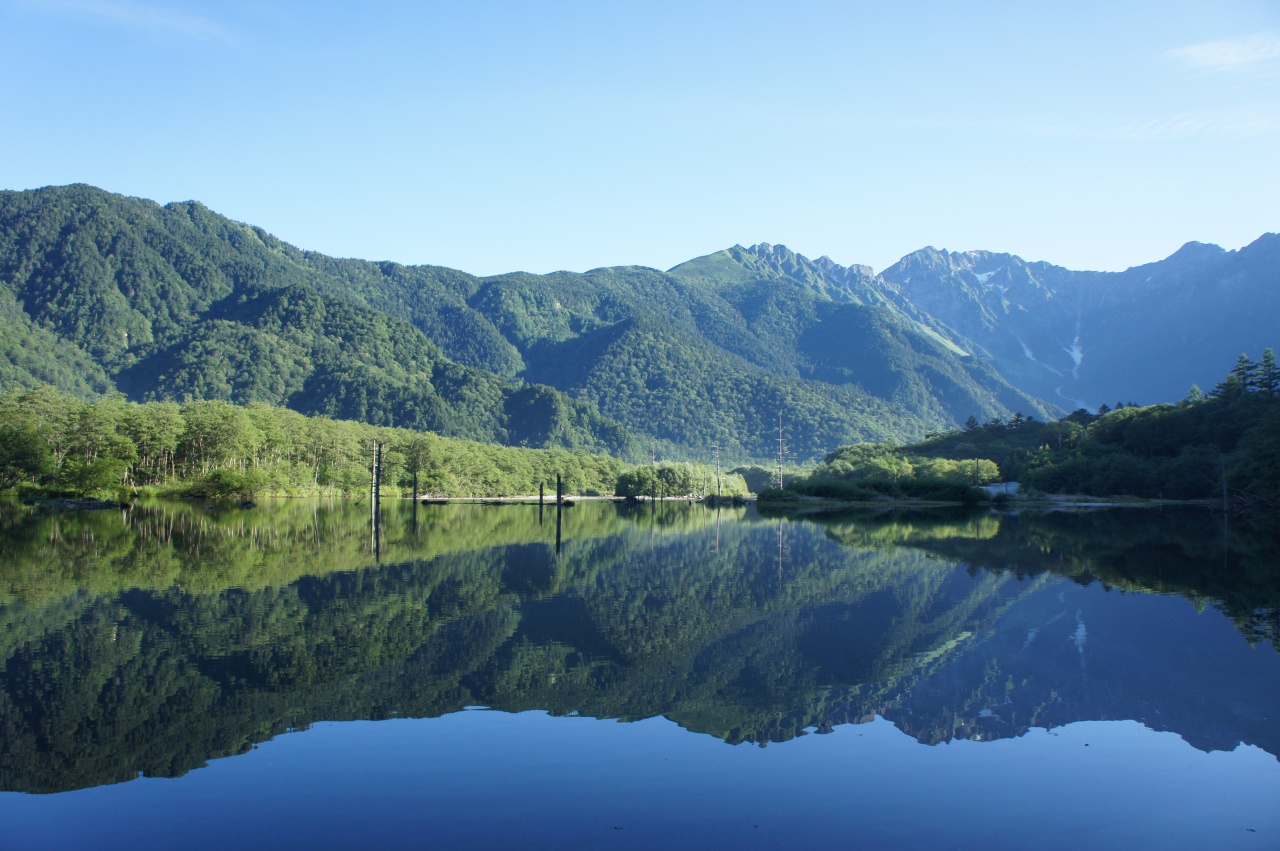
<box><xmin>776</xmin><ymin>413</ymin><xmax>785</xmax><ymax>490</ymax></box>
<box><xmin>714</xmin><ymin>444</ymin><xmax>722</xmax><ymax>500</ymax></box>
<box><xmin>371</xmin><ymin>441</ymin><xmax>382</xmax><ymax>559</ymax></box>
<box><xmin>555</xmin><ymin>475</ymin><xmax>563</xmax><ymax>555</ymax></box>
<box><xmin>410</xmin><ymin>461</ymin><xmax>419</xmax><ymax>534</ymax></box>
<box><xmin>1221</xmin><ymin>453</ymin><xmax>1229</xmax><ymax>515</ymax></box>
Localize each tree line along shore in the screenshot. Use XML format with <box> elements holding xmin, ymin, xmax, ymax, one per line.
<box><xmin>760</xmin><ymin>350</ymin><xmax>1280</xmax><ymax>512</ymax></box>
<box><xmin>0</xmin><ymin>385</ymin><xmax>748</xmax><ymax>501</ymax></box>
<box><xmin>1</xmin><ymin>350</ymin><xmax>1276</xmax><ymax>509</ymax></box>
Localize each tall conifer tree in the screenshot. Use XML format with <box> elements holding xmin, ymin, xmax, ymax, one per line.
<box><xmin>1230</xmin><ymin>353</ymin><xmax>1258</xmax><ymax>391</ymax></box>
<box><xmin>1259</xmin><ymin>348</ymin><xmax>1278</xmax><ymax>398</ymax></box>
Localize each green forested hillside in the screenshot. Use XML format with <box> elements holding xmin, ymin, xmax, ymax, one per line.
<box><xmin>0</xmin><ymin>185</ymin><xmax>1055</xmax><ymax>461</ymax></box>
<box><xmin>0</xmin><ymin>185</ymin><xmax>633</xmax><ymax>456</ymax></box>
<box><xmin>667</xmin><ymin>247</ymin><xmax>1048</xmax><ymax>417</ymax></box>
<box><xmin>0</xmin><ymin>288</ymin><xmax>113</xmax><ymax>395</ymax></box>
<box><xmin>307</xmin><ymin>243</ymin><xmax>1055</xmax><ymax>458</ymax></box>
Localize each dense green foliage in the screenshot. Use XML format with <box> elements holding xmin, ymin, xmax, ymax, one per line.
<box><xmin>0</xmin><ymin>385</ymin><xmax>626</xmax><ymax>498</ymax></box>
<box><xmin>0</xmin><ymin>288</ymin><xmax>113</xmax><ymax>396</ymax></box>
<box><xmin>905</xmin><ymin>411</ymin><xmax>1080</xmax><ymax>482</ymax></box>
<box><xmin>0</xmin><ymin>185</ymin><xmax>633</xmax><ymax>456</ymax></box>
<box><xmin>809</xmin><ymin>443</ymin><xmax>1001</xmax><ymax>484</ymax></box>
<box><xmin>0</xmin><ymin>186</ymin><xmax>1054</xmax><ymax>461</ymax></box>
<box><xmin>757</xmin><ymin>442</ymin><xmax>997</xmax><ymax>504</ymax></box>
<box><xmin>905</xmin><ymin>352</ymin><xmax>1280</xmax><ymax>502</ymax></box>
<box><xmin>728</xmin><ymin>464</ymin><xmax>779</xmax><ymax>494</ymax></box>
<box><xmin>613</xmin><ymin>461</ymin><xmax>749</xmax><ymax>498</ymax></box>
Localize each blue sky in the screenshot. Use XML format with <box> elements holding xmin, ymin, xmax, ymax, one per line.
<box><xmin>2</xmin><ymin>1</ymin><xmax>1278</xmax><ymax>275</ymax></box>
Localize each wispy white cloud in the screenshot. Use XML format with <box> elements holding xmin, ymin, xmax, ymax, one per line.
<box><xmin>34</xmin><ymin>0</ymin><xmax>228</xmax><ymax>40</ymax></box>
<box><xmin>1168</xmin><ymin>32</ymin><xmax>1280</xmax><ymax>72</ymax></box>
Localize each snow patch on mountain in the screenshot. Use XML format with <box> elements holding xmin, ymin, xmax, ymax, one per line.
<box><xmin>1065</xmin><ymin>335</ymin><xmax>1083</xmax><ymax>379</ymax></box>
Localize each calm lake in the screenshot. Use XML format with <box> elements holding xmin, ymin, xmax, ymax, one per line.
<box><xmin>0</xmin><ymin>499</ymin><xmax>1277</xmax><ymax>849</ymax></box>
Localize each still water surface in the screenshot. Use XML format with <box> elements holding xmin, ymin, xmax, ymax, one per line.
<box><xmin>0</xmin><ymin>499</ymin><xmax>1277</xmax><ymax>848</ymax></box>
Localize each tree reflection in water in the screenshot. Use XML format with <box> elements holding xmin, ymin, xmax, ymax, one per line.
<box><xmin>0</xmin><ymin>499</ymin><xmax>1276</xmax><ymax>794</ymax></box>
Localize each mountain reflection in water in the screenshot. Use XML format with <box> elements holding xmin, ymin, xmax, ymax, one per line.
<box><xmin>0</xmin><ymin>499</ymin><xmax>1276</xmax><ymax>795</ymax></box>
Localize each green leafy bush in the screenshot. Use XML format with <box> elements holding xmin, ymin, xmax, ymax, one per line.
<box><xmin>186</xmin><ymin>469</ymin><xmax>270</xmax><ymax>499</ymax></box>
<box><xmin>615</xmin><ymin>461</ymin><xmax>748</xmax><ymax>497</ymax></box>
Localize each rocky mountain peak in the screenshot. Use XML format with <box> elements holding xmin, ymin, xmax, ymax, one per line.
<box><xmin>735</xmin><ymin>242</ymin><xmax>880</xmax><ymax>291</ymax></box>
<box><xmin>812</xmin><ymin>255</ymin><xmax>876</xmax><ymax>285</ymax></box>
<box><xmin>1128</xmin><ymin>241</ymin><xmax>1230</xmax><ymax>279</ymax></box>
<box><xmin>879</xmin><ymin>247</ymin><xmax>957</xmax><ymax>283</ymax></box>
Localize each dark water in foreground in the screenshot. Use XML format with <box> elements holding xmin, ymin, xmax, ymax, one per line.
<box><xmin>0</xmin><ymin>499</ymin><xmax>1277</xmax><ymax>849</ymax></box>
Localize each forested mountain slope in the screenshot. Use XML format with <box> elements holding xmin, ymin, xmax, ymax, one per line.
<box><xmin>303</xmin><ymin>243</ymin><xmax>1054</xmax><ymax>457</ymax></box>
<box><xmin>0</xmin><ymin>186</ymin><xmax>1054</xmax><ymax>460</ymax></box>
<box><xmin>17</xmin><ymin>186</ymin><xmax>1270</xmax><ymax>459</ymax></box>
<box><xmin>0</xmin><ymin>185</ymin><xmax>633</xmax><ymax>456</ymax></box>
<box><xmin>663</xmin><ymin>243</ymin><xmax>1052</xmax><ymax>418</ymax></box>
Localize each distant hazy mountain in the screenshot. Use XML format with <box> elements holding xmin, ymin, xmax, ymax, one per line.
<box><xmin>877</xmin><ymin>236</ymin><xmax>1280</xmax><ymax>409</ymax></box>
<box><xmin>1</xmin><ymin>184</ymin><xmax>1271</xmax><ymax>460</ymax></box>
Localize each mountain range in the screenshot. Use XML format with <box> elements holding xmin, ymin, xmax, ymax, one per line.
<box><xmin>877</xmin><ymin>236</ymin><xmax>1280</xmax><ymax>410</ymax></box>
<box><xmin>0</xmin><ymin>184</ymin><xmax>1274</xmax><ymax>460</ymax></box>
